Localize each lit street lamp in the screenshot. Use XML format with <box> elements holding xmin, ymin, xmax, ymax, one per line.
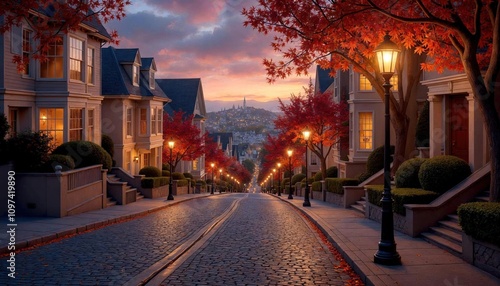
<box><xmin>272</xmin><ymin>168</ymin><xmax>276</xmax><ymax>193</ymax></box>
<box><xmin>167</xmin><ymin>139</ymin><xmax>175</xmax><ymax>200</ymax></box>
<box><xmin>302</xmin><ymin>129</ymin><xmax>311</xmax><ymax>207</ymax></box>
<box><xmin>373</xmin><ymin>33</ymin><xmax>401</xmax><ymax>265</ymax></box>
<box><xmin>210</xmin><ymin>163</ymin><xmax>215</xmax><ymax>195</ymax></box>
<box><xmin>219</xmin><ymin>169</ymin><xmax>223</xmax><ymax>193</ymax></box>
<box><xmin>287</xmin><ymin>149</ymin><xmax>293</xmax><ymax>199</ymax></box>
<box><xmin>277</xmin><ymin>162</ymin><xmax>282</xmax><ymax>196</ymax></box>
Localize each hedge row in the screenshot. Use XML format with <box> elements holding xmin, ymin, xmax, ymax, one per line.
<box><xmin>325</xmin><ymin>178</ymin><xmax>359</xmax><ymax>195</ymax></box>
<box><xmin>366</xmin><ymin>185</ymin><xmax>440</xmax><ymax>216</ymax></box>
<box><xmin>141</xmin><ymin>177</ymin><xmax>169</xmax><ymax>188</ymax></box>
<box><xmin>458</xmin><ymin>202</ymin><xmax>500</xmax><ymax>247</ymax></box>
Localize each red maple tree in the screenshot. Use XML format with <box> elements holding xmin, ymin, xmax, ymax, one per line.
<box><xmin>0</xmin><ymin>0</ymin><xmax>130</xmax><ymax>71</ymax></box>
<box><xmin>163</xmin><ymin>111</ymin><xmax>208</xmax><ymax>170</ymax></box>
<box><xmin>274</xmin><ymin>82</ymin><xmax>348</xmax><ymax>179</ymax></box>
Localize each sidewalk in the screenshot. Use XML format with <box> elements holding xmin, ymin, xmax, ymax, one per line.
<box><xmin>2</xmin><ymin>193</ymin><xmax>499</xmax><ymax>285</ymax></box>
<box><xmin>280</xmin><ymin>195</ymin><xmax>500</xmax><ymax>286</ymax></box>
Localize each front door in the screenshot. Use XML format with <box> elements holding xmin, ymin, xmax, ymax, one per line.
<box><xmin>449</xmin><ymin>95</ymin><xmax>468</xmax><ymax>162</ymax></box>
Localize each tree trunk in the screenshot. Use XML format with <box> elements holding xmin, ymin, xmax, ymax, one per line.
<box><xmin>390</xmin><ymin>111</ymin><xmax>409</xmax><ymax>176</ymax></box>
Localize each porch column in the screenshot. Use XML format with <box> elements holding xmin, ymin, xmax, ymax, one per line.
<box><xmin>428</xmin><ymin>95</ymin><xmax>443</xmax><ymax>158</ymax></box>
<box><xmin>467</xmin><ymin>94</ymin><xmax>486</xmax><ymax>171</ymax></box>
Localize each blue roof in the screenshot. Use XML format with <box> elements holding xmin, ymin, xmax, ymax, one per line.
<box><xmin>156</xmin><ymin>78</ymin><xmax>201</xmax><ymax>115</ymax></box>
<box><xmin>101</xmin><ymin>47</ymin><xmax>168</xmax><ymax>99</ymax></box>
<box><xmin>316</xmin><ymin>66</ymin><xmax>334</xmax><ymax>94</ymax></box>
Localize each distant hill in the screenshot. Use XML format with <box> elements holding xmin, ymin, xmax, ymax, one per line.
<box><xmin>205</xmin><ymin>106</ymin><xmax>278</xmax><ymax>134</ymax></box>
<box><xmin>205</xmin><ymin>99</ymin><xmax>288</xmax><ymax>113</ymax></box>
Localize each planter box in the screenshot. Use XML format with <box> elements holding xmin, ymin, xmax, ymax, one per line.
<box><xmin>366</xmin><ymin>201</ymin><xmax>408</xmax><ymax>234</ymax></box>
<box><xmin>142</xmin><ymin>185</ymin><xmax>169</xmax><ymax>199</ymax></box>
<box><xmin>463</xmin><ymin>234</ymin><xmax>500</xmax><ymax>278</ymax></box>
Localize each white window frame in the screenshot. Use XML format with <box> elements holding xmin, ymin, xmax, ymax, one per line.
<box><xmin>126</xmin><ymin>108</ymin><xmax>133</xmax><ymax>137</ymax></box>
<box><xmin>358</xmin><ymin>112</ymin><xmax>374</xmax><ymax>150</ymax></box>
<box><xmin>149</xmin><ymin>70</ymin><xmax>155</xmax><ymax>89</ymax></box>
<box><xmin>40</xmin><ymin>36</ymin><xmax>64</xmax><ymax>79</ymax></box>
<box><xmin>140</xmin><ymin>108</ymin><xmax>148</xmax><ymax>135</ymax></box>
<box><xmin>87</xmin><ymin>47</ymin><xmax>95</xmax><ymax>84</ymax></box>
<box><xmin>22</xmin><ymin>28</ymin><xmax>33</xmax><ymax>77</ymax></box>
<box><xmin>133</xmin><ymin>65</ymin><xmax>139</xmax><ymax>86</ymax></box>
<box><xmin>69</xmin><ymin>108</ymin><xmax>83</xmax><ymax>141</ymax></box>
<box><xmin>69</xmin><ymin>37</ymin><xmax>84</xmax><ymax>81</ymax></box>
<box><xmin>87</xmin><ymin>109</ymin><xmax>95</xmax><ymax>141</ymax></box>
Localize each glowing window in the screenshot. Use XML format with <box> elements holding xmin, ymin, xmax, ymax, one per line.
<box><xmin>359</xmin><ymin>112</ymin><xmax>373</xmax><ymax>150</ymax></box>
<box><xmin>69</xmin><ymin>108</ymin><xmax>83</xmax><ymax>141</ymax></box>
<box><xmin>359</xmin><ymin>74</ymin><xmax>372</xmax><ymax>91</ymax></box>
<box><xmin>39</xmin><ymin>108</ymin><xmax>64</xmax><ymax>145</ymax></box>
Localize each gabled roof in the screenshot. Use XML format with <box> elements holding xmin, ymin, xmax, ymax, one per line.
<box><xmin>315</xmin><ymin>66</ymin><xmax>334</xmax><ymax>94</ymax></box>
<box><xmin>141</xmin><ymin>58</ymin><xmax>156</xmax><ymax>71</ymax></box>
<box><xmin>101</xmin><ymin>47</ymin><xmax>169</xmax><ymax>99</ymax></box>
<box><xmin>156</xmin><ymin>78</ymin><xmax>206</xmax><ymax>117</ymax></box>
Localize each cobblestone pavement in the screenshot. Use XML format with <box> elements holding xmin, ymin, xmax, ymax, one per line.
<box><xmin>160</xmin><ymin>193</ymin><xmax>351</xmax><ymax>286</ymax></box>
<box><xmin>0</xmin><ymin>196</ymin><xmax>235</xmax><ymax>285</ymax></box>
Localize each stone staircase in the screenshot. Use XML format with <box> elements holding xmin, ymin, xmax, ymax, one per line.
<box><xmin>107</xmin><ymin>174</ymin><xmax>144</xmax><ymax>203</ymax></box>
<box><xmin>419</xmin><ymin>189</ymin><xmax>490</xmax><ymax>258</ymax></box>
<box><xmin>351</xmin><ymin>196</ymin><xmax>366</xmax><ymax>215</ymax></box>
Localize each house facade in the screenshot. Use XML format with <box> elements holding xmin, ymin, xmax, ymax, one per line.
<box><xmin>0</xmin><ymin>11</ymin><xmax>110</xmax><ymax>146</ymax></box>
<box><xmin>101</xmin><ymin>47</ymin><xmax>170</xmax><ymax>175</ymax></box>
<box><xmin>157</xmin><ymin>78</ymin><xmax>207</xmax><ymax>180</ymax></box>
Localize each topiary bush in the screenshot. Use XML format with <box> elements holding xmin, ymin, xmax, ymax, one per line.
<box><xmin>325</xmin><ymin>178</ymin><xmax>359</xmax><ymax>195</ymax></box>
<box><xmin>139</xmin><ymin>166</ymin><xmax>162</xmax><ymax>177</ymax></box>
<box><xmin>291</xmin><ymin>173</ymin><xmax>306</xmax><ymax>185</ymax></box>
<box><xmin>101</xmin><ymin>134</ymin><xmax>114</xmax><ymax>157</ymax></box>
<box><xmin>7</xmin><ymin>131</ymin><xmax>53</xmax><ymax>172</ymax></box>
<box><xmin>366</xmin><ymin>185</ymin><xmax>440</xmax><ymax>216</ymax></box>
<box><xmin>358</xmin><ymin>145</ymin><xmax>395</xmax><ymax>182</ymax></box>
<box><xmin>313</xmin><ymin>172</ymin><xmax>323</xmax><ymax>182</ymax></box>
<box><xmin>458</xmin><ymin>202</ymin><xmax>500</xmax><ymax>247</ymax></box>
<box><xmin>42</xmin><ymin>154</ymin><xmax>75</xmax><ymax>172</ymax></box>
<box><xmin>162</xmin><ymin>170</ymin><xmax>170</xmax><ymax>177</ymax></box>
<box><xmin>326</xmin><ymin>166</ymin><xmax>338</xmax><ymax>178</ymax></box>
<box><xmin>172</xmin><ymin>172</ymin><xmax>186</xmax><ymax>180</ymax></box>
<box><xmin>415</xmin><ymin>101</ymin><xmax>430</xmax><ymax>148</ymax></box>
<box><xmin>183</xmin><ymin>172</ymin><xmax>194</xmax><ymax>180</ymax></box>
<box><xmin>52</xmin><ymin>141</ymin><xmax>112</xmax><ymax>170</ymax></box>
<box><xmin>395</xmin><ymin>157</ymin><xmax>427</xmax><ymax>188</ymax></box>
<box><xmin>418</xmin><ymin>155</ymin><xmax>472</xmax><ymax>193</ymax></box>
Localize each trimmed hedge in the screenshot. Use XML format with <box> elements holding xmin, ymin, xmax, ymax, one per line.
<box><xmin>358</xmin><ymin>145</ymin><xmax>395</xmax><ymax>182</ymax></box>
<box><xmin>395</xmin><ymin>157</ymin><xmax>427</xmax><ymax>188</ymax></box>
<box><xmin>291</xmin><ymin>173</ymin><xmax>306</xmax><ymax>185</ymax></box>
<box><xmin>312</xmin><ymin>181</ymin><xmax>322</xmax><ymax>192</ymax></box>
<box><xmin>418</xmin><ymin>155</ymin><xmax>471</xmax><ymax>194</ymax></box>
<box><xmin>162</xmin><ymin>170</ymin><xmax>170</xmax><ymax>177</ymax></box>
<box><xmin>101</xmin><ymin>134</ymin><xmax>114</xmax><ymax>157</ymax></box>
<box><xmin>314</xmin><ymin>172</ymin><xmax>323</xmax><ymax>182</ymax></box>
<box><xmin>183</xmin><ymin>172</ymin><xmax>194</xmax><ymax>180</ymax></box>
<box><xmin>43</xmin><ymin>154</ymin><xmax>75</xmax><ymax>172</ymax></box>
<box><xmin>366</xmin><ymin>185</ymin><xmax>440</xmax><ymax>216</ymax></box>
<box><xmin>52</xmin><ymin>141</ymin><xmax>112</xmax><ymax>170</ymax></box>
<box><xmin>172</xmin><ymin>172</ymin><xmax>186</xmax><ymax>180</ymax></box>
<box><xmin>176</xmin><ymin>179</ymin><xmax>189</xmax><ymax>187</ymax></box>
<box><xmin>325</xmin><ymin>178</ymin><xmax>359</xmax><ymax>195</ymax></box>
<box><xmin>458</xmin><ymin>202</ymin><xmax>500</xmax><ymax>247</ymax></box>
<box><xmin>326</xmin><ymin>166</ymin><xmax>338</xmax><ymax>178</ymax></box>
<box><xmin>139</xmin><ymin>166</ymin><xmax>162</xmax><ymax>177</ymax></box>
<box><xmin>141</xmin><ymin>176</ymin><xmax>169</xmax><ymax>188</ymax></box>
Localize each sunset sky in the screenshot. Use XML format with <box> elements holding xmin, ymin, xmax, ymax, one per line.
<box><xmin>103</xmin><ymin>0</ymin><xmax>314</xmax><ymax>105</ymax></box>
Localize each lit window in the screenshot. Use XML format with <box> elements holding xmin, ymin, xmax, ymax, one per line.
<box><xmin>40</xmin><ymin>37</ymin><xmax>63</xmax><ymax>78</ymax></box>
<box><xmin>69</xmin><ymin>37</ymin><xmax>84</xmax><ymax>81</ymax></box>
<box><xmin>69</xmin><ymin>108</ymin><xmax>83</xmax><ymax>141</ymax></box>
<box><xmin>133</xmin><ymin>65</ymin><xmax>139</xmax><ymax>85</ymax></box>
<box><xmin>87</xmin><ymin>47</ymin><xmax>94</xmax><ymax>84</ymax></box>
<box><xmin>39</xmin><ymin>108</ymin><xmax>64</xmax><ymax>145</ymax></box>
<box><xmin>22</xmin><ymin>29</ymin><xmax>32</xmax><ymax>76</ymax></box>
<box><xmin>359</xmin><ymin>112</ymin><xmax>373</xmax><ymax>150</ymax></box>
<box><xmin>359</xmin><ymin>74</ymin><xmax>372</xmax><ymax>91</ymax></box>
<box><xmin>126</xmin><ymin>108</ymin><xmax>133</xmax><ymax>136</ymax></box>
<box><xmin>151</xmin><ymin>108</ymin><xmax>157</xmax><ymax>134</ymax></box>
<box><xmin>192</xmin><ymin>159</ymin><xmax>198</xmax><ymax>171</ymax></box>
<box><xmin>87</xmin><ymin>109</ymin><xmax>94</xmax><ymax>141</ymax></box>
<box><xmin>140</xmin><ymin>108</ymin><xmax>147</xmax><ymax>135</ymax></box>
<box><xmin>390</xmin><ymin>74</ymin><xmax>398</xmax><ymax>91</ymax></box>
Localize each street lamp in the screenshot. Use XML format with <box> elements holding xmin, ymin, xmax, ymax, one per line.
<box><xmin>272</xmin><ymin>168</ymin><xmax>276</xmax><ymax>194</ymax></box>
<box><xmin>302</xmin><ymin>129</ymin><xmax>311</xmax><ymax>207</ymax></box>
<box><xmin>219</xmin><ymin>169</ymin><xmax>223</xmax><ymax>193</ymax></box>
<box><xmin>167</xmin><ymin>139</ymin><xmax>175</xmax><ymax>200</ymax></box>
<box><xmin>373</xmin><ymin>33</ymin><xmax>401</xmax><ymax>265</ymax></box>
<box><xmin>277</xmin><ymin>162</ymin><xmax>282</xmax><ymax>196</ymax></box>
<box><xmin>210</xmin><ymin>163</ymin><xmax>215</xmax><ymax>195</ymax></box>
<box><xmin>287</xmin><ymin>149</ymin><xmax>293</xmax><ymax>199</ymax></box>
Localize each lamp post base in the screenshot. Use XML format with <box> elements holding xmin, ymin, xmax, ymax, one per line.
<box><xmin>374</xmin><ymin>244</ymin><xmax>401</xmax><ymax>265</ymax></box>
<box><xmin>303</xmin><ymin>187</ymin><xmax>311</xmax><ymax>207</ymax></box>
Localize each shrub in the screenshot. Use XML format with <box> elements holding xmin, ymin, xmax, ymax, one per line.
<box><xmin>282</xmin><ymin>178</ymin><xmax>290</xmax><ymax>188</ymax></box>
<box><xmin>395</xmin><ymin>158</ymin><xmax>427</xmax><ymax>188</ymax></box>
<box><xmin>52</xmin><ymin>141</ymin><xmax>112</xmax><ymax>170</ymax></box>
<box><xmin>313</xmin><ymin>172</ymin><xmax>323</xmax><ymax>182</ymax></box>
<box><xmin>326</xmin><ymin>166</ymin><xmax>338</xmax><ymax>178</ymax></box>
<box><xmin>311</xmin><ymin>181</ymin><xmax>322</xmax><ymax>192</ymax></box>
<box><xmin>139</xmin><ymin>166</ymin><xmax>162</xmax><ymax>177</ymax></box>
<box><xmin>141</xmin><ymin>176</ymin><xmax>169</xmax><ymax>188</ymax></box>
<box><xmin>162</xmin><ymin>163</ymin><xmax>170</xmax><ymax>170</ymax></box>
<box><xmin>176</xmin><ymin>179</ymin><xmax>189</xmax><ymax>187</ymax></box>
<box><xmin>183</xmin><ymin>172</ymin><xmax>194</xmax><ymax>180</ymax></box>
<box><xmin>42</xmin><ymin>154</ymin><xmax>75</xmax><ymax>172</ymax></box>
<box><xmin>172</xmin><ymin>172</ymin><xmax>186</xmax><ymax>180</ymax></box>
<box><xmin>418</xmin><ymin>155</ymin><xmax>471</xmax><ymax>193</ymax></box>
<box><xmin>325</xmin><ymin>178</ymin><xmax>359</xmax><ymax>195</ymax></box>
<box><xmin>415</xmin><ymin>101</ymin><xmax>430</xmax><ymax>148</ymax></box>
<box><xmin>458</xmin><ymin>202</ymin><xmax>500</xmax><ymax>247</ymax></box>
<box><xmin>358</xmin><ymin>145</ymin><xmax>395</xmax><ymax>182</ymax></box>
<box><xmin>0</xmin><ymin>113</ymin><xmax>9</xmax><ymax>140</ymax></box>
<box><xmin>291</xmin><ymin>173</ymin><xmax>306</xmax><ymax>185</ymax></box>
<box><xmin>366</xmin><ymin>185</ymin><xmax>440</xmax><ymax>216</ymax></box>
<box><xmin>101</xmin><ymin>134</ymin><xmax>114</xmax><ymax>158</ymax></box>
<box><xmin>162</xmin><ymin>170</ymin><xmax>170</xmax><ymax>177</ymax></box>
<box><xmin>196</xmin><ymin>180</ymin><xmax>207</xmax><ymax>187</ymax></box>
<box><xmin>7</xmin><ymin>131</ymin><xmax>53</xmax><ymax>172</ymax></box>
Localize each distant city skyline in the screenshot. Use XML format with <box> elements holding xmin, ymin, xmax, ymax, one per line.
<box><xmin>205</xmin><ymin>98</ymin><xmax>287</xmax><ymax>113</ymax></box>
<box><xmin>103</xmin><ymin>0</ymin><xmax>314</xmax><ymax>103</ymax></box>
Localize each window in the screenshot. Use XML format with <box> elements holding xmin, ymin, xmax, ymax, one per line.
<box><xmin>311</xmin><ymin>153</ymin><xmax>318</xmax><ymax>165</ymax></box>
<box><xmin>140</xmin><ymin>108</ymin><xmax>147</xmax><ymax>135</ymax></box>
<box><xmin>359</xmin><ymin>74</ymin><xmax>372</xmax><ymax>91</ymax></box>
<box><xmin>69</xmin><ymin>37</ymin><xmax>84</xmax><ymax>81</ymax></box>
<box><xmin>390</xmin><ymin>74</ymin><xmax>398</xmax><ymax>91</ymax></box>
<box><xmin>87</xmin><ymin>47</ymin><xmax>95</xmax><ymax>84</ymax></box>
<box><xmin>39</xmin><ymin>108</ymin><xmax>64</xmax><ymax>146</ymax></box>
<box><xmin>69</xmin><ymin>108</ymin><xmax>83</xmax><ymax>141</ymax></box>
<box><xmin>40</xmin><ymin>37</ymin><xmax>63</xmax><ymax>78</ymax></box>
<box><xmin>192</xmin><ymin>159</ymin><xmax>198</xmax><ymax>171</ymax></box>
<box><xmin>87</xmin><ymin>109</ymin><xmax>94</xmax><ymax>141</ymax></box>
<box><xmin>149</xmin><ymin>70</ymin><xmax>155</xmax><ymax>89</ymax></box>
<box><xmin>126</xmin><ymin>108</ymin><xmax>133</xmax><ymax>136</ymax></box>
<box><xmin>157</xmin><ymin>109</ymin><xmax>162</xmax><ymax>134</ymax></box>
<box><xmin>155</xmin><ymin>147</ymin><xmax>161</xmax><ymax>167</ymax></box>
<box><xmin>349</xmin><ymin>113</ymin><xmax>353</xmax><ymax>149</ymax></box>
<box><xmin>22</xmin><ymin>29</ymin><xmax>32</xmax><ymax>76</ymax></box>
<box><xmin>133</xmin><ymin>65</ymin><xmax>139</xmax><ymax>85</ymax></box>
<box><xmin>359</xmin><ymin>112</ymin><xmax>373</xmax><ymax>150</ymax></box>
<box><xmin>143</xmin><ymin>153</ymin><xmax>151</xmax><ymax>167</ymax></box>
<box><xmin>125</xmin><ymin>151</ymin><xmax>131</xmax><ymax>172</ymax></box>
<box><xmin>151</xmin><ymin>108</ymin><xmax>157</xmax><ymax>134</ymax></box>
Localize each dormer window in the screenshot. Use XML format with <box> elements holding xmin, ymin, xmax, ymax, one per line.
<box><xmin>149</xmin><ymin>70</ymin><xmax>155</xmax><ymax>89</ymax></box>
<box><xmin>133</xmin><ymin>65</ymin><xmax>139</xmax><ymax>86</ymax></box>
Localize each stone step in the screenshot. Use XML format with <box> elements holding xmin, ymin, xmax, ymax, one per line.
<box><xmin>351</xmin><ymin>204</ymin><xmax>365</xmax><ymax>214</ymax></box>
<box><xmin>106</xmin><ymin>197</ymin><xmax>117</xmax><ymax>207</ymax></box>
<box><xmin>437</xmin><ymin>219</ymin><xmax>462</xmax><ymax>233</ymax></box>
<box><xmin>420</xmin><ymin>231</ymin><xmax>462</xmax><ymax>256</ymax></box>
<box><xmin>428</xmin><ymin>226</ymin><xmax>462</xmax><ymax>244</ymax></box>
